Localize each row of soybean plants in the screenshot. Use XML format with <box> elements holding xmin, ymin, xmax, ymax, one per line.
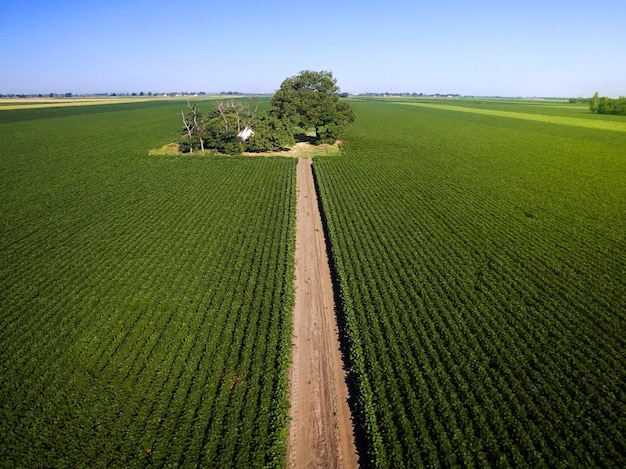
<box><xmin>314</xmin><ymin>99</ymin><xmax>626</xmax><ymax>467</ymax></box>
<box><xmin>0</xmin><ymin>102</ymin><xmax>297</xmax><ymax>467</ymax></box>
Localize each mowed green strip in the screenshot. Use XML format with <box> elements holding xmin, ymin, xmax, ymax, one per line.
<box><xmin>314</xmin><ymin>100</ymin><xmax>626</xmax><ymax>467</ymax></box>
<box><xmin>398</xmin><ymin>100</ymin><xmax>626</xmax><ymax>132</ymax></box>
<box><xmin>0</xmin><ymin>101</ymin><xmax>295</xmax><ymax>467</ymax></box>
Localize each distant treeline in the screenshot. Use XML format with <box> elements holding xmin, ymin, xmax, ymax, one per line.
<box><xmin>568</xmin><ymin>97</ymin><xmax>590</xmax><ymax>104</ymax></box>
<box><xmin>589</xmin><ymin>92</ymin><xmax>626</xmax><ymax>116</ymax></box>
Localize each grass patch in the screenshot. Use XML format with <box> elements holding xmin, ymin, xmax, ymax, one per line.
<box><xmin>148</xmin><ymin>142</ymin><xmax>182</xmax><ymax>156</ymax></box>
<box><xmin>150</xmin><ymin>140</ymin><xmax>343</xmax><ymax>158</ymax></box>
<box><xmin>243</xmin><ymin>141</ymin><xmax>342</xmax><ymax>158</ymax></box>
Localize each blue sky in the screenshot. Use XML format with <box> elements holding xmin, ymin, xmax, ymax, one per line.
<box><xmin>1</xmin><ymin>0</ymin><xmax>624</xmax><ymax>97</ymax></box>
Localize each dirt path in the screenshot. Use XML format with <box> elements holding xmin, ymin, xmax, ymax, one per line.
<box><xmin>288</xmin><ymin>158</ymin><xmax>359</xmax><ymax>468</ymax></box>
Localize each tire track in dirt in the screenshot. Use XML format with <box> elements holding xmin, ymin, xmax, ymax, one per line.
<box><xmin>288</xmin><ymin>157</ymin><xmax>359</xmax><ymax>468</ymax></box>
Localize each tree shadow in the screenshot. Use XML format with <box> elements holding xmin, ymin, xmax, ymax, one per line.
<box><xmin>294</xmin><ymin>132</ymin><xmax>318</xmax><ymax>144</ymax></box>
<box><xmin>311</xmin><ymin>163</ymin><xmax>368</xmax><ymax>468</ymax></box>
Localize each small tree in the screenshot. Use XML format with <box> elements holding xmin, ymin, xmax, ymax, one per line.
<box><xmin>590</xmin><ymin>91</ymin><xmax>599</xmax><ymax>113</ymax></box>
<box><xmin>181</xmin><ymin>111</ymin><xmax>195</xmax><ymax>153</ymax></box>
<box><xmin>598</xmin><ymin>96</ymin><xmax>611</xmax><ymax>114</ymax></box>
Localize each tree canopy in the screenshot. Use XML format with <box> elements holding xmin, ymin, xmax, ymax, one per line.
<box><xmin>589</xmin><ymin>92</ymin><xmax>626</xmax><ymax>115</ymax></box>
<box><xmin>179</xmin><ymin>99</ymin><xmax>294</xmax><ymax>155</ymax></box>
<box><xmin>271</xmin><ymin>70</ymin><xmax>355</xmax><ymax>143</ymax></box>
<box><xmin>178</xmin><ymin>70</ymin><xmax>355</xmax><ymax>154</ymax></box>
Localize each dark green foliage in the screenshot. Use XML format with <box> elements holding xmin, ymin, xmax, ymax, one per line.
<box><xmin>179</xmin><ymin>72</ymin><xmax>356</xmax><ymax>154</ymax></box>
<box><xmin>180</xmin><ymin>100</ymin><xmax>248</xmax><ymax>154</ymax></box>
<box><xmin>316</xmin><ymin>99</ymin><xmax>356</xmax><ymax>143</ymax></box>
<box><xmin>590</xmin><ymin>91</ymin><xmax>626</xmax><ymax>115</ymax></box>
<box><xmin>314</xmin><ymin>99</ymin><xmax>626</xmax><ymax>467</ymax></box>
<box><xmin>203</xmin><ymin>112</ymin><xmax>244</xmax><ymax>154</ymax></box>
<box><xmin>178</xmin><ymin>133</ymin><xmax>203</xmax><ymax>153</ymax></box>
<box><xmin>179</xmin><ymin>100</ymin><xmax>295</xmax><ymax>154</ymax></box>
<box><xmin>568</xmin><ymin>97</ymin><xmax>589</xmax><ymax>104</ymax></box>
<box><xmin>203</xmin><ymin>101</ymin><xmax>252</xmax><ymax>155</ymax></box>
<box><xmin>590</xmin><ymin>92</ymin><xmax>600</xmax><ymax>112</ymax></box>
<box><xmin>245</xmin><ymin>111</ymin><xmax>295</xmax><ymax>152</ymax></box>
<box><xmin>271</xmin><ymin>70</ymin><xmax>355</xmax><ymax>143</ymax></box>
<box><xmin>0</xmin><ymin>101</ymin><xmax>296</xmax><ymax>467</ymax></box>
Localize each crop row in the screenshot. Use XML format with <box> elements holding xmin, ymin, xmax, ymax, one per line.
<box><xmin>0</xmin><ymin>102</ymin><xmax>296</xmax><ymax>467</ymax></box>
<box><xmin>314</xmin><ymin>99</ymin><xmax>626</xmax><ymax>467</ymax></box>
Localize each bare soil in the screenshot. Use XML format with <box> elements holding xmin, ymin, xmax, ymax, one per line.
<box><xmin>288</xmin><ymin>158</ymin><xmax>358</xmax><ymax>468</ymax></box>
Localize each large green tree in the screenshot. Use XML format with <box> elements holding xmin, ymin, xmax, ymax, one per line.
<box><xmin>271</xmin><ymin>70</ymin><xmax>355</xmax><ymax>143</ymax></box>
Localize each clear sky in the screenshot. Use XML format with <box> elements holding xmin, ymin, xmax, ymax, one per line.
<box><xmin>1</xmin><ymin>0</ymin><xmax>624</xmax><ymax>97</ymax></box>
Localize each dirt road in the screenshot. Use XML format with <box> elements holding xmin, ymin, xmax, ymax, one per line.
<box><xmin>288</xmin><ymin>158</ymin><xmax>359</xmax><ymax>468</ymax></box>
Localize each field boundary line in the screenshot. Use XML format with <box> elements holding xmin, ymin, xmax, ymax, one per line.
<box><xmin>398</xmin><ymin>101</ymin><xmax>626</xmax><ymax>132</ymax></box>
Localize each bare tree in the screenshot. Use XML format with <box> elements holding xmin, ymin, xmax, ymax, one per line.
<box><xmin>215</xmin><ymin>99</ymin><xmax>257</xmax><ymax>134</ymax></box>
<box><xmin>190</xmin><ymin>102</ymin><xmax>205</xmax><ymax>152</ymax></box>
<box><xmin>181</xmin><ymin>110</ymin><xmax>194</xmax><ymax>153</ymax></box>
<box><xmin>216</xmin><ymin>101</ymin><xmax>231</xmax><ymax>132</ymax></box>
<box><xmin>181</xmin><ymin>100</ymin><xmax>205</xmax><ymax>152</ymax></box>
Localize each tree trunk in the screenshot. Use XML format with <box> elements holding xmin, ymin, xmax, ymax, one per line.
<box><xmin>182</xmin><ymin>110</ymin><xmax>193</xmax><ymax>153</ymax></box>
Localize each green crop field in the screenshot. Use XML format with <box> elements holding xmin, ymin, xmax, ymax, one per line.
<box><xmin>314</xmin><ymin>98</ymin><xmax>626</xmax><ymax>467</ymax></box>
<box><xmin>2</xmin><ymin>96</ymin><xmax>625</xmax><ymax>467</ymax></box>
<box><xmin>0</xmin><ymin>100</ymin><xmax>296</xmax><ymax>467</ymax></box>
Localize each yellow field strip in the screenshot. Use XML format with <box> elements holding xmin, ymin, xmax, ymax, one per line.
<box><xmin>0</xmin><ymin>98</ymin><xmax>154</xmax><ymax>110</ymax></box>
<box><xmin>399</xmin><ymin>102</ymin><xmax>626</xmax><ymax>132</ymax></box>
<box><xmin>0</xmin><ymin>96</ymin><xmax>223</xmax><ymax>111</ymax></box>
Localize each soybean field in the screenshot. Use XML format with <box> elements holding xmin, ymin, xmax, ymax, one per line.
<box><xmin>0</xmin><ymin>100</ymin><xmax>296</xmax><ymax>467</ymax></box>
<box><xmin>2</xmin><ymin>97</ymin><xmax>625</xmax><ymax>468</ymax></box>
<box><xmin>314</xmin><ymin>98</ymin><xmax>626</xmax><ymax>467</ymax></box>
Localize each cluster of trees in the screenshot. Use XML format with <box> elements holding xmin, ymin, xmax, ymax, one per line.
<box><xmin>180</xmin><ymin>99</ymin><xmax>294</xmax><ymax>154</ymax></box>
<box><xmin>0</xmin><ymin>91</ymin><xmax>210</xmax><ymax>98</ymax></box>
<box><xmin>589</xmin><ymin>92</ymin><xmax>626</xmax><ymax>115</ymax></box>
<box><xmin>568</xmin><ymin>97</ymin><xmax>590</xmax><ymax>104</ymax></box>
<box><xmin>179</xmin><ymin>70</ymin><xmax>355</xmax><ymax>155</ymax></box>
<box><xmin>1</xmin><ymin>93</ymin><xmax>74</xmax><ymax>98</ymax></box>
